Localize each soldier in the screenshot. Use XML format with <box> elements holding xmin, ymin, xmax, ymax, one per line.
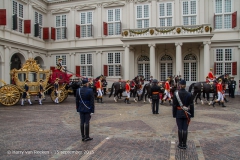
<box><xmin>56</xmin><ymin>58</ymin><xmax>65</xmax><ymax>72</ymax></box>
<box><xmin>21</xmin><ymin>79</ymin><xmax>32</xmax><ymax>106</ymax></box>
<box><xmin>162</xmin><ymin>77</ymin><xmax>171</xmax><ymax>104</ymax></box>
<box><xmin>229</xmin><ymin>77</ymin><xmax>236</xmax><ymax>98</ymax></box>
<box><xmin>102</xmin><ymin>77</ymin><xmax>108</xmax><ymax>95</ymax></box>
<box><xmin>54</xmin><ymin>78</ymin><xmax>60</xmax><ymax>104</ymax></box>
<box><xmin>96</xmin><ymin>76</ymin><xmax>103</xmax><ymax>103</ymax></box>
<box><xmin>38</xmin><ymin>79</ymin><xmax>44</xmax><ymax>105</ymax></box>
<box><xmin>172</xmin><ymin>79</ymin><xmax>194</xmax><ymax>149</ymax></box>
<box><xmin>124</xmin><ymin>80</ymin><xmax>131</xmax><ymax>104</ymax></box>
<box><xmin>207</xmin><ymin>68</ymin><xmax>215</xmax><ymax>82</ymax></box>
<box><xmin>150</xmin><ymin>79</ymin><xmax>161</xmax><ymax>114</ymax></box>
<box><xmin>212</xmin><ymin>79</ymin><xmax>226</xmax><ymax>107</ymax></box>
<box><xmin>76</xmin><ymin>78</ymin><xmax>94</xmax><ymax>141</ymax></box>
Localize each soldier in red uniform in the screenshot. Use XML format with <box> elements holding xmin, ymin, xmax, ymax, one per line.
<box><xmin>206</xmin><ymin>76</ymin><xmax>210</xmax><ymax>83</ymax></box>
<box><xmin>208</xmin><ymin>68</ymin><xmax>215</xmax><ymax>82</ymax></box>
<box><xmin>212</xmin><ymin>79</ymin><xmax>226</xmax><ymax>107</ymax></box>
<box><xmin>162</xmin><ymin>77</ymin><xmax>171</xmax><ymax>104</ymax></box>
<box><xmin>125</xmin><ymin>80</ymin><xmax>131</xmax><ymax>104</ymax></box>
<box><xmin>96</xmin><ymin>76</ymin><xmax>103</xmax><ymax>103</ymax></box>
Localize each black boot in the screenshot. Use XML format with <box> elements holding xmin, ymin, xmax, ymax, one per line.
<box><xmin>80</xmin><ymin>124</ymin><xmax>85</xmax><ymax>141</ymax></box>
<box><xmin>182</xmin><ymin>130</ymin><xmax>188</xmax><ymax>149</ymax></box>
<box><xmin>218</xmin><ymin>101</ymin><xmax>221</xmax><ymax>105</ymax></box>
<box><xmin>97</xmin><ymin>97</ymin><xmax>99</xmax><ymax>103</ymax></box>
<box><xmin>84</xmin><ymin>124</ymin><xmax>93</xmax><ymax>141</ymax></box>
<box><xmin>178</xmin><ymin>130</ymin><xmax>183</xmax><ymax>149</ymax></box>
<box><xmin>127</xmin><ymin>99</ymin><xmax>131</xmax><ymax>104</ymax></box>
<box><xmin>224</xmin><ymin>98</ymin><xmax>228</xmax><ymax>103</ymax></box>
<box><xmin>124</xmin><ymin>98</ymin><xmax>127</xmax><ymax>103</ymax></box>
<box><xmin>212</xmin><ymin>101</ymin><xmax>216</xmax><ymax>107</ymax></box>
<box><xmin>222</xmin><ymin>102</ymin><xmax>226</xmax><ymax>107</ymax></box>
<box><xmin>100</xmin><ymin>97</ymin><xmax>104</xmax><ymax>103</ymax></box>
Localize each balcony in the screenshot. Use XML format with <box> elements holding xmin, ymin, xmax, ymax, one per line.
<box><xmin>122</xmin><ymin>24</ymin><xmax>212</xmax><ymax>38</ymax></box>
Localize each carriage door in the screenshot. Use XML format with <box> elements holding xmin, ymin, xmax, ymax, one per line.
<box><xmin>160</xmin><ymin>55</ymin><xmax>173</xmax><ymax>81</ymax></box>
<box><xmin>138</xmin><ymin>55</ymin><xmax>150</xmax><ymax>82</ymax></box>
<box><xmin>183</xmin><ymin>54</ymin><xmax>197</xmax><ymax>84</ymax></box>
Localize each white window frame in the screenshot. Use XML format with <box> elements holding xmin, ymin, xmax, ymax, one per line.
<box><xmin>80</xmin><ymin>53</ymin><xmax>93</xmax><ymax>77</ymax></box>
<box><xmin>158</xmin><ymin>2</ymin><xmax>174</xmax><ymax>27</ymax></box>
<box><xmin>182</xmin><ymin>0</ymin><xmax>197</xmax><ymax>25</ymax></box>
<box><xmin>13</xmin><ymin>0</ymin><xmax>24</xmax><ymax>33</ymax></box>
<box><xmin>107</xmin><ymin>8</ymin><xmax>121</xmax><ymax>36</ymax></box>
<box><xmin>214</xmin><ymin>0</ymin><xmax>233</xmax><ymax>30</ymax></box>
<box><xmin>80</xmin><ymin>11</ymin><xmax>93</xmax><ymax>38</ymax></box>
<box><xmin>136</xmin><ymin>4</ymin><xmax>150</xmax><ymax>28</ymax></box>
<box><xmin>107</xmin><ymin>52</ymin><xmax>121</xmax><ymax>77</ymax></box>
<box><xmin>56</xmin><ymin>15</ymin><xmax>67</xmax><ymax>40</ymax></box>
<box><xmin>215</xmin><ymin>48</ymin><xmax>233</xmax><ymax>76</ymax></box>
<box><xmin>35</xmin><ymin>11</ymin><xmax>43</xmax><ymax>39</ymax></box>
<box><xmin>56</xmin><ymin>55</ymin><xmax>67</xmax><ymax>67</ymax></box>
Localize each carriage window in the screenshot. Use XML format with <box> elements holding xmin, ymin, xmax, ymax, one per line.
<box><xmin>28</xmin><ymin>72</ymin><xmax>37</xmax><ymax>82</ymax></box>
<box><xmin>39</xmin><ymin>73</ymin><xmax>46</xmax><ymax>80</ymax></box>
<box><xmin>18</xmin><ymin>73</ymin><xmax>26</xmax><ymax>82</ymax></box>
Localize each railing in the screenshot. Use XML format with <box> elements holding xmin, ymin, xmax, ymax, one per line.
<box><xmin>122</xmin><ymin>24</ymin><xmax>212</xmax><ymax>38</ymax></box>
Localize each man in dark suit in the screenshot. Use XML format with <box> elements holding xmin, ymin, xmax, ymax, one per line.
<box><xmin>76</xmin><ymin>78</ymin><xmax>95</xmax><ymax>141</ymax></box>
<box><xmin>150</xmin><ymin>79</ymin><xmax>161</xmax><ymax>114</ymax></box>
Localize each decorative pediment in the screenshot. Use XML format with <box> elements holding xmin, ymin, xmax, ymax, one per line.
<box><xmin>51</xmin><ymin>8</ymin><xmax>70</xmax><ymax>14</ymax></box>
<box><xmin>103</xmin><ymin>1</ymin><xmax>125</xmax><ymax>8</ymax></box>
<box><xmin>32</xmin><ymin>4</ymin><xmax>47</xmax><ymax>13</ymax></box>
<box><xmin>75</xmin><ymin>4</ymin><xmax>96</xmax><ymax>11</ymax></box>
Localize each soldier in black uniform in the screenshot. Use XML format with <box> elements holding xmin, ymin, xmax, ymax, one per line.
<box><xmin>21</xmin><ymin>79</ymin><xmax>32</xmax><ymax>106</ymax></box>
<box><xmin>172</xmin><ymin>79</ymin><xmax>194</xmax><ymax>149</ymax></box>
<box><xmin>76</xmin><ymin>78</ymin><xmax>95</xmax><ymax>142</ymax></box>
<box><xmin>229</xmin><ymin>77</ymin><xmax>236</xmax><ymax>98</ymax></box>
<box><xmin>38</xmin><ymin>79</ymin><xmax>44</xmax><ymax>105</ymax></box>
<box><xmin>149</xmin><ymin>79</ymin><xmax>161</xmax><ymax>114</ymax></box>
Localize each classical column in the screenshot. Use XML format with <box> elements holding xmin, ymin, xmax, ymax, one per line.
<box><xmin>96</xmin><ymin>51</ymin><xmax>102</xmax><ymax>76</ymax></box>
<box><xmin>129</xmin><ymin>0</ymin><xmax>134</xmax><ymax>29</ymax></box>
<box><xmin>69</xmin><ymin>7</ymin><xmax>75</xmax><ymax>40</ymax></box>
<box><xmin>97</xmin><ymin>3</ymin><xmax>102</xmax><ymax>37</ymax></box>
<box><xmin>151</xmin><ymin>0</ymin><xmax>157</xmax><ymax>27</ymax></box>
<box><xmin>124</xmin><ymin>44</ymin><xmax>130</xmax><ymax>80</ymax></box>
<box><xmin>175</xmin><ymin>42</ymin><xmax>182</xmax><ymax>76</ymax></box>
<box><xmin>4</xmin><ymin>46</ymin><xmax>11</xmax><ymax>83</ymax></box>
<box><xmin>149</xmin><ymin>44</ymin><xmax>156</xmax><ymax>79</ymax></box>
<box><xmin>203</xmin><ymin>41</ymin><xmax>211</xmax><ymax>78</ymax></box>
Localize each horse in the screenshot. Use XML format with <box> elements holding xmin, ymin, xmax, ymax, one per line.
<box><xmin>188</xmin><ymin>74</ymin><xmax>229</xmax><ymax>105</ymax></box>
<box><xmin>109</xmin><ymin>79</ymin><xmax>140</xmax><ymax>103</ymax></box>
<box><xmin>141</xmin><ymin>82</ymin><xmax>165</xmax><ymax>103</ymax></box>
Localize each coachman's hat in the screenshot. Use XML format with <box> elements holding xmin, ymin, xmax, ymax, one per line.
<box><xmin>179</xmin><ymin>79</ymin><xmax>186</xmax><ymax>85</ymax></box>
<box><xmin>58</xmin><ymin>58</ymin><xmax>63</xmax><ymax>61</ymax></box>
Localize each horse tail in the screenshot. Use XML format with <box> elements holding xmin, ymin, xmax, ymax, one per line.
<box><xmin>109</xmin><ymin>82</ymin><xmax>114</xmax><ymax>98</ymax></box>
<box><xmin>188</xmin><ymin>83</ymin><xmax>195</xmax><ymax>92</ymax></box>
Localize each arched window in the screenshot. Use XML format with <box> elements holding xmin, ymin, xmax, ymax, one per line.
<box><xmin>160</xmin><ymin>55</ymin><xmax>173</xmax><ymax>81</ymax></box>
<box><xmin>138</xmin><ymin>55</ymin><xmax>150</xmax><ymax>81</ymax></box>
<box><xmin>183</xmin><ymin>53</ymin><xmax>197</xmax><ymax>82</ymax></box>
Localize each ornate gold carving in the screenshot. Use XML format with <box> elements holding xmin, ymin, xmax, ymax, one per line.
<box><xmin>21</xmin><ymin>58</ymin><xmax>42</xmax><ymax>71</ymax></box>
<box><xmin>176</xmin><ymin>28</ymin><xmax>181</xmax><ymax>34</ymax></box>
<box><xmin>123</xmin><ymin>31</ymin><xmax>128</xmax><ymax>36</ymax></box>
<box><xmin>150</xmin><ymin>29</ymin><xmax>154</xmax><ymax>35</ymax></box>
<box><xmin>205</xmin><ymin>26</ymin><xmax>210</xmax><ymax>32</ymax></box>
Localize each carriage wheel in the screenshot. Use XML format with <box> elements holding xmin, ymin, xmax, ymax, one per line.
<box><xmin>0</xmin><ymin>85</ymin><xmax>21</xmax><ymax>106</ymax></box>
<box><xmin>63</xmin><ymin>90</ymin><xmax>68</xmax><ymax>100</ymax></box>
<box><xmin>50</xmin><ymin>89</ymin><xmax>66</xmax><ymax>103</ymax></box>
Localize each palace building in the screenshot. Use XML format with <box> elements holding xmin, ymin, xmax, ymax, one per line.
<box><xmin>0</xmin><ymin>0</ymin><xmax>239</xmax><ymax>87</ymax></box>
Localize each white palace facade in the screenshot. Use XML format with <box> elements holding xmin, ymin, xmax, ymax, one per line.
<box><xmin>0</xmin><ymin>0</ymin><xmax>239</xmax><ymax>87</ymax></box>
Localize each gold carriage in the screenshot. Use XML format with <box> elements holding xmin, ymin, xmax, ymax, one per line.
<box><xmin>0</xmin><ymin>58</ymin><xmax>70</xmax><ymax>106</ymax></box>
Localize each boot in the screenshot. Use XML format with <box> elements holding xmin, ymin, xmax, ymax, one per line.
<box><xmin>127</xmin><ymin>99</ymin><xmax>131</xmax><ymax>104</ymax></box>
<box><xmin>97</xmin><ymin>97</ymin><xmax>99</xmax><ymax>103</ymax></box>
<box><xmin>124</xmin><ymin>98</ymin><xmax>127</xmax><ymax>103</ymax></box>
<box><xmin>80</xmin><ymin>124</ymin><xmax>85</xmax><ymax>141</ymax></box>
<box><xmin>178</xmin><ymin>130</ymin><xmax>183</xmax><ymax>149</ymax></box>
<box><xmin>222</xmin><ymin>102</ymin><xmax>226</xmax><ymax>107</ymax></box>
<box><xmin>212</xmin><ymin>101</ymin><xmax>216</xmax><ymax>107</ymax></box>
<box><xmin>224</xmin><ymin>98</ymin><xmax>228</xmax><ymax>103</ymax></box>
<box><xmin>182</xmin><ymin>130</ymin><xmax>188</xmax><ymax>149</ymax></box>
<box><xmin>218</xmin><ymin>101</ymin><xmax>221</xmax><ymax>105</ymax></box>
<box><xmin>84</xmin><ymin>124</ymin><xmax>93</xmax><ymax>141</ymax></box>
<box><xmin>100</xmin><ymin>97</ymin><xmax>104</xmax><ymax>103</ymax></box>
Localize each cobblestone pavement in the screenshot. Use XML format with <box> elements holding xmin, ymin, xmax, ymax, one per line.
<box><xmin>0</xmin><ymin>94</ymin><xmax>239</xmax><ymax>160</ymax></box>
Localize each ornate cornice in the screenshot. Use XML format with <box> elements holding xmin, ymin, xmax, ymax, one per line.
<box><xmin>103</xmin><ymin>1</ymin><xmax>125</xmax><ymax>8</ymax></box>
<box><xmin>32</xmin><ymin>3</ymin><xmax>48</xmax><ymax>13</ymax></box>
<box><xmin>75</xmin><ymin>4</ymin><xmax>96</xmax><ymax>11</ymax></box>
<box><xmin>51</xmin><ymin>8</ymin><xmax>70</xmax><ymax>14</ymax></box>
<box><xmin>135</xmin><ymin>0</ymin><xmax>151</xmax><ymax>3</ymax></box>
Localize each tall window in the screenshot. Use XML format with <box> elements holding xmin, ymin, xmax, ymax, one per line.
<box><xmin>136</xmin><ymin>5</ymin><xmax>149</xmax><ymax>28</ymax></box>
<box><xmin>159</xmin><ymin>2</ymin><xmax>173</xmax><ymax>27</ymax></box>
<box><xmin>35</xmin><ymin>11</ymin><xmax>43</xmax><ymax>38</ymax></box>
<box><xmin>215</xmin><ymin>49</ymin><xmax>232</xmax><ymax>75</ymax></box>
<box><xmin>107</xmin><ymin>9</ymin><xmax>121</xmax><ymax>35</ymax></box>
<box><xmin>182</xmin><ymin>0</ymin><xmax>197</xmax><ymax>25</ymax></box>
<box><xmin>13</xmin><ymin>0</ymin><xmax>24</xmax><ymax>33</ymax></box>
<box><xmin>138</xmin><ymin>55</ymin><xmax>150</xmax><ymax>81</ymax></box>
<box><xmin>80</xmin><ymin>54</ymin><xmax>93</xmax><ymax>77</ymax></box>
<box><xmin>107</xmin><ymin>53</ymin><xmax>121</xmax><ymax>76</ymax></box>
<box><xmin>215</xmin><ymin>0</ymin><xmax>232</xmax><ymax>29</ymax></box>
<box><xmin>56</xmin><ymin>15</ymin><xmax>67</xmax><ymax>40</ymax></box>
<box><xmin>160</xmin><ymin>55</ymin><xmax>173</xmax><ymax>81</ymax></box>
<box><xmin>56</xmin><ymin>55</ymin><xmax>67</xmax><ymax>66</ymax></box>
<box><xmin>183</xmin><ymin>54</ymin><xmax>197</xmax><ymax>82</ymax></box>
<box><xmin>80</xmin><ymin>12</ymin><xmax>93</xmax><ymax>37</ymax></box>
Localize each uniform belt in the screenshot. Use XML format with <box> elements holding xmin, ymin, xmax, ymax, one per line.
<box><xmin>152</xmin><ymin>92</ymin><xmax>159</xmax><ymax>94</ymax></box>
<box><xmin>177</xmin><ymin>106</ymin><xmax>182</xmax><ymax>110</ymax></box>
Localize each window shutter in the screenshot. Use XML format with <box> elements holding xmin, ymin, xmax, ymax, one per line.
<box><xmin>232</xmin><ymin>62</ymin><xmax>237</xmax><ymax>75</ymax></box>
<box><xmin>214</xmin><ymin>62</ymin><xmax>216</xmax><ymax>75</ymax></box>
<box><xmin>76</xmin><ymin>66</ymin><xmax>80</xmax><ymax>77</ymax></box>
<box><xmin>90</xmin><ymin>66</ymin><xmax>93</xmax><ymax>76</ymax></box>
<box><xmin>91</xmin><ymin>24</ymin><xmax>93</xmax><ymax>37</ymax></box>
<box><xmin>103</xmin><ymin>22</ymin><xmax>108</xmax><ymax>36</ymax></box>
<box><xmin>43</xmin><ymin>27</ymin><xmax>49</xmax><ymax>40</ymax></box>
<box><xmin>232</xmin><ymin>11</ymin><xmax>237</xmax><ymax>28</ymax></box>
<box><xmin>0</xmin><ymin>9</ymin><xmax>6</xmax><ymax>25</ymax></box>
<box><xmin>120</xmin><ymin>21</ymin><xmax>122</xmax><ymax>35</ymax></box>
<box><xmin>24</xmin><ymin>20</ymin><xmax>31</xmax><ymax>34</ymax></box>
<box><xmin>51</xmin><ymin>27</ymin><xmax>56</xmax><ymax>40</ymax></box>
<box><xmin>103</xmin><ymin>65</ymin><xmax>108</xmax><ymax>76</ymax></box>
<box><xmin>76</xmin><ymin>24</ymin><xmax>80</xmax><ymax>38</ymax></box>
<box><xmin>50</xmin><ymin>66</ymin><xmax>55</xmax><ymax>71</ymax></box>
<box><xmin>64</xmin><ymin>27</ymin><xmax>67</xmax><ymax>39</ymax></box>
<box><xmin>119</xmin><ymin>65</ymin><xmax>122</xmax><ymax>77</ymax></box>
<box><xmin>34</xmin><ymin>23</ymin><xmax>39</xmax><ymax>37</ymax></box>
<box><xmin>213</xmin><ymin>14</ymin><xmax>216</xmax><ymax>29</ymax></box>
<box><xmin>12</xmin><ymin>14</ymin><xmax>17</xmax><ymax>30</ymax></box>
